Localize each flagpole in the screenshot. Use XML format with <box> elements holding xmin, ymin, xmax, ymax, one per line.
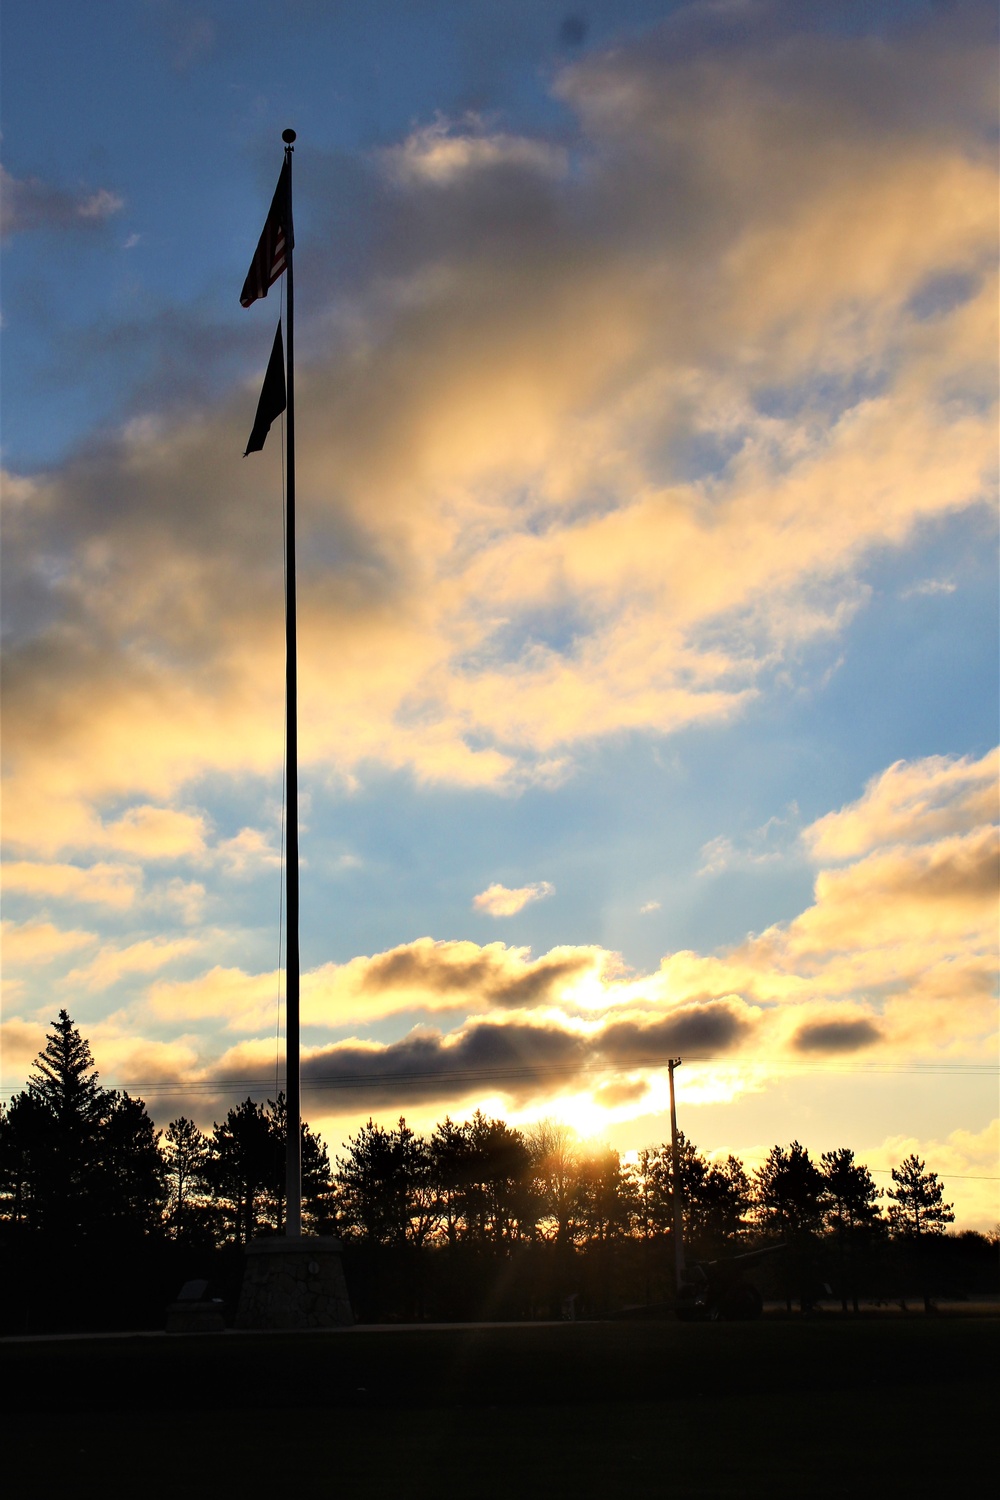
<box><xmin>281</xmin><ymin>127</ymin><xmax>301</xmax><ymax>1240</ymax></box>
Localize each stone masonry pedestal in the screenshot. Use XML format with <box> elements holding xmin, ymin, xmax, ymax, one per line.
<box><xmin>235</xmin><ymin>1235</ymin><xmax>353</xmax><ymax>1329</ymax></box>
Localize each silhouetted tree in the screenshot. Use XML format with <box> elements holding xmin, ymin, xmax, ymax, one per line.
<box><xmin>94</xmin><ymin>1091</ymin><xmax>166</xmax><ymax>1234</ymax></box>
<box><xmin>460</xmin><ymin>1112</ymin><xmax>535</xmax><ymax>1244</ymax></box>
<box><xmin>887</xmin><ymin>1155</ymin><xmax>955</xmax><ymax>1239</ymax></box>
<box><xmin>526</xmin><ymin>1120</ymin><xmax>579</xmax><ymax>1246</ymax></box>
<box><xmin>162</xmin><ymin>1116</ymin><xmax>212</xmax><ymax>1240</ymax></box>
<box><xmin>887</xmin><ymin>1155</ymin><xmax>955</xmax><ymax>1312</ymax></box>
<box><xmin>429</xmin><ymin>1116</ymin><xmax>472</xmax><ymax>1247</ymax></box>
<box><xmin>821</xmin><ymin>1148</ymin><xmax>883</xmax><ymax>1312</ymax></box>
<box><xmin>206</xmin><ymin>1098</ymin><xmax>278</xmax><ymax>1245</ymax></box>
<box><xmin>629</xmin><ymin>1145</ymin><xmax>673</xmax><ymax>1303</ymax></box>
<box><xmin>575</xmin><ymin>1146</ymin><xmax>633</xmax><ymax>1246</ymax></box>
<box><xmin>0</xmin><ymin>1093</ymin><xmax>51</xmax><ymax>1229</ymax></box>
<box><xmin>336</xmin><ymin>1117</ymin><xmax>435</xmax><ymax>1246</ymax></box>
<box><xmin>23</xmin><ymin>1011</ymin><xmax>108</xmax><ymax>1239</ymax></box>
<box><xmin>754</xmin><ymin>1141</ymin><xmax>827</xmax><ymax>1311</ymax></box>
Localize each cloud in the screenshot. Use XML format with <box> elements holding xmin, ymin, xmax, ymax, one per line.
<box><xmin>2</xmin><ymin>11</ymin><xmax>995</xmax><ymax>851</ymax></box>
<box><xmin>146</xmin><ymin>964</ymin><xmax>279</xmax><ymax>1030</ymax></box>
<box><xmin>1</xmin><ymin>919</ymin><xmax>97</xmax><ymax>965</ymax></box>
<box><xmin>697</xmin><ymin>836</ymin><xmax>738</xmax><ymax>878</ymax></box>
<box><xmin>901</xmin><ymin>577</ymin><xmax>957</xmax><ymax>598</ymax></box>
<box><xmin>639</xmin><ymin>900</ymin><xmax>661</xmax><ymax>915</ymax></box>
<box><xmin>214</xmin><ymin>826</ymin><xmax>282</xmax><ymax>877</ymax></box>
<box><xmin>147</xmin><ymin>938</ymin><xmax>604</xmax><ymax>1031</ymax></box>
<box><xmin>64</xmin><ymin>934</ymin><xmax>204</xmax><ymax>991</ymax></box>
<box><xmin>0</xmin><ymin>860</ymin><xmax>142</xmax><ymax>909</ymax></box>
<box><xmin>384</xmin><ymin>118</ymin><xmax>568</xmax><ymax>187</ymax></box>
<box><xmin>5</xmin><ymin>739</ymin><xmax>994</xmax><ymax>1134</ymax></box>
<box><xmin>127</xmin><ymin>740</ymin><xmax>998</xmax><ymax>1124</ymax></box>
<box><xmin>0</xmin><ymin>163</ymin><xmax>123</xmax><ymax>240</ymax></box>
<box><xmin>291</xmin><ymin>997</ymin><xmax>755</xmax><ymax>1112</ymax></box>
<box><xmin>0</xmin><ymin>1016</ymin><xmax>49</xmax><ymax>1075</ymax></box>
<box><xmin>804</xmin><ymin>748</ymin><xmax>999</xmax><ymax>861</ymax></box>
<box><xmin>99</xmin><ymin>805</ymin><xmax>209</xmax><ymax>859</ymax></box>
<box><xmin>473</xmin><ymin>881</ymin><xmax>555</xmax><ymax>916</ymax></box>
<box><xmin>793</xmin><ymin>1017</ymin><xmax>883</xmax><ymax>1053</ymax></box>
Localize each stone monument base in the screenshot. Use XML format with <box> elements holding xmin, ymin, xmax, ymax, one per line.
<box><xmin>235</xmin><ymin>1235</ymin><xmax>353</xmax><ymax>1329</ymax></box>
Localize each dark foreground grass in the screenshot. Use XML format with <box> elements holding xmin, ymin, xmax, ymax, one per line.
<box><xmin>5</xmin><ymin>1317</ymin><xmax>996</xmax><ymax>1498</ymax></box>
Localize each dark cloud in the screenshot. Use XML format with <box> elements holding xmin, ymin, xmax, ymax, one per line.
<box><xmin>361</xmin><ymin>946</ymin><xmax>495</xmax><ymax>995</ymax></box>
<box><xmin>300</xmin><ymin>1019</ymin><xmax>588</xmax><ymax>1108</ymax></box>
<box><xmin>594</xmin><ymin>1076</ymin><xmax>648</xmax><ymax>1108</ymax></box>
<box><xmin>359</xmin><ymin>941</ymin><xmax>592</xmax><ymax>1008</ymax></box>
<box><xmin>0</xmin><ymin>166</ymin><xmax>123</xmax><ymax>242</ymax></box>
<box><xmin>291</xmin><ymin>1000</ymin><xmax>753</xmax><ymax>1110</ymax></box>
<box><xmin>599</xmin><ymin>1002</ymin><xmax>753</xmax><ymax>1061</ymax></box>
<box><xmin>793</xmin><ymin>1018</ymin><xmax>882</xmax><ymax>1054</ymax></box>
<box><xmin>490</xmin><ymin>955</ymin><xmax>593</xmax><ymax>1007</ymax></box>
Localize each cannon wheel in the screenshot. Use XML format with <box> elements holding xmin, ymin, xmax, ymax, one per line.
<box><xmin>719</xmin><ymin>1281</ymin><xmax>763</xmax><ymax>1321</ymax></box>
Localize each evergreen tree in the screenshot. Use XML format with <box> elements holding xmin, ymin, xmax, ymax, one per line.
<box><xmin>206</xmin><ymin>1097</ymin><xmax>277</xmax><ymax>1245</ymax></box>
<box><xmin>335</xmin><ymin>1117</ymin><xmax>434</xmax><ymax>1247</ymax></box>
<box><xmin>162</xmin><ymin>1116</ymin><xmax>211</xmax><ymax>1239</ymax></box>
<box><xmin>821</xmin><ymin>1148</ymin><xmax>883</xmax><ymax>1313</ymax></box>
<box><xmin>887</xmin><ymin>1155</ymin><xmax>954</xmax><ymax>1238</ymax></box>
<box><xmin>27</xmin><ymin>1010</ymin><xmax>105</xmax><ymax>1131</ymax></box>
<box><xmin>0</xmin><ymin>1093</ymin><xmax>51</xmax><ymax>1229</ymax></box>
<box><xmin>886</xmin><ymin>1155</ymin><xmax>955</xmax><ymax>1314</ymax></box>
<box><xmin>23</xmin><ymin>1011</ymin><xmax>110</xmax><ymax>1238</ymax></box>
<box><xmin>754</xmin><ymin>1141</ymin><xmax>827</xmax><ymax>1311</ymax></box>
<box><xmin>429</xmin><ymin>1116</ymin><xmax>473</xmax><ymax>1247</ymax></box>
<box><xmin>94</xmin><ymin>1091</ymin><xmax>167</xmax><ymax>1236</ymax></box>
<box><xmin>460</xmin><ymin>1112</ymin><xmax>534</xmax><ymax>1244</ymax></box>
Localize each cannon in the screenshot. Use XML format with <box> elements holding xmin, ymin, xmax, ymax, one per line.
<box><xmin>674</xmin><ymin>1243</ymin><xmax>785</xmax><ymax>1322</ymax></box>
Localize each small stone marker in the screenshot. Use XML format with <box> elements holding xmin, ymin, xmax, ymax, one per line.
<box><xmin>166</xmin><ymin>1278</ymin><xmax>225</xmax><ymax>1334</ymax></box>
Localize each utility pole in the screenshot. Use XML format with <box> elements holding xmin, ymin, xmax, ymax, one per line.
<box><xmin>668</xmin><ymin>1058</ymin><xmax>685</xmax><ymax>1293</ymax></box>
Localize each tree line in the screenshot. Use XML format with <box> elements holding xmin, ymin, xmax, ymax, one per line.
<box><xmin>1</xmin><ymin>1012</ymin><xmax>993</xmax><ymax>1330</ymax></box>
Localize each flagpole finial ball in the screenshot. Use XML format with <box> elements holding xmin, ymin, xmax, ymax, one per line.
<box><xmin>282</xmin><ymin>128</ymin><xmax>297</xmax><ymax>144</ymax></box>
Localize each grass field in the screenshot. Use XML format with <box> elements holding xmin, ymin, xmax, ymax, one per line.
<box><xmin>5</xmin><ymin>1317</ymin><xmax>997</xmax><ymax>1497</ymax></box>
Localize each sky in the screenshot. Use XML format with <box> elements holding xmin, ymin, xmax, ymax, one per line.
<box><xmin>1</xmin><ymin>0</ymin><xmax>997</xmax><ymax>1229</ymax></box>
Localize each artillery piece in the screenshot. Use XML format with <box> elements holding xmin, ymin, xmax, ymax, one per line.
<box><xmin>674</xmin><ymin>1243</ymin><xmax>785</xmax><ymax>1322</ymax></box>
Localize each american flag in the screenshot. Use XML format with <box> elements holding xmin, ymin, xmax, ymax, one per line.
<box><xmin>240</xmin><ymin>157</ymin><xmax>293</xmax><ymax>308</ymax></box>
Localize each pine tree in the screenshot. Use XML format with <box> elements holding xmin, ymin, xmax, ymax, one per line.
<box><xmin>754</xmin><ymin>1141</ymin><xmax>827</xmax><ymax>1311</ymax></box>
<box><xmin>162</xmin><ymin>1116</ymin><xmax>211</xmax><ymax>1239</ymax></box>
<box><xmin>206</xmin><ymin>1098</ymin><xmax>277</xmax><ymax>1245</ymax></box>
<box><xmin>96</xmin><ymin>1091</ymin><xmax>167</xmax><ymax>1235</ymax></box>
<box><xmin>28</xmin><ymin>1010</ymin><xmax>105</xmax><ymax>1132</ymax></box>
<box><xmin>24</xmin><ymin>1011</ymin><xmax>109</xmax><ymax>1238</ymax></box>
<box><xmin>821</xmin><ymin>1147</ymin><xmax>883</xmax><ymax>1312</ymax></box>
<box><xmin>887</xmin><ymin>1155</ymin><xmax>955</xmax><ymax>1313</ymax></box>
<box><xmin>335</xmin><ymin>1117</ymin><xmax>434</xmax><ymax>1247</ymax></box>
<box><xmin>887</xmin><ymin>1155</ymin><xmax>954</xmax><ymax>1238</ymax></box>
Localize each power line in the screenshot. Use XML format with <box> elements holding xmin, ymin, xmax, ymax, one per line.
<box><xmin>2</xmin><ymin>1052</ymin><xmax>996</xmax><ymax>1107</ymax></box>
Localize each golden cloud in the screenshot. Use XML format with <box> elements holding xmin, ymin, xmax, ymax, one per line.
<box><xmin>0</xmin><ymin>860</ymin><xmax>142</xmax><ymax>909</ymax></box>
<box><xmin>1</xmin><ymin>18</ymin><xmax>995</xmax><ymax>853</ymax></box>
<box><xmin>473</xmin><ymin>881</ymin><xmax>555</xmax><ymax>917</ymax></box>
<box><xmin>804</xmin><ymin>749</ymin><xmax>1000</xmax><ymax>861</ymax></box>
<box><xmin>1</xmin><ymin>919</ymin><xmax>97</xmax><ymax>965</ymax></box>
<box><xmin>65</xmin><ymin>934</ymin><xmax>205</xmax><ymax>992</ymax></box>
